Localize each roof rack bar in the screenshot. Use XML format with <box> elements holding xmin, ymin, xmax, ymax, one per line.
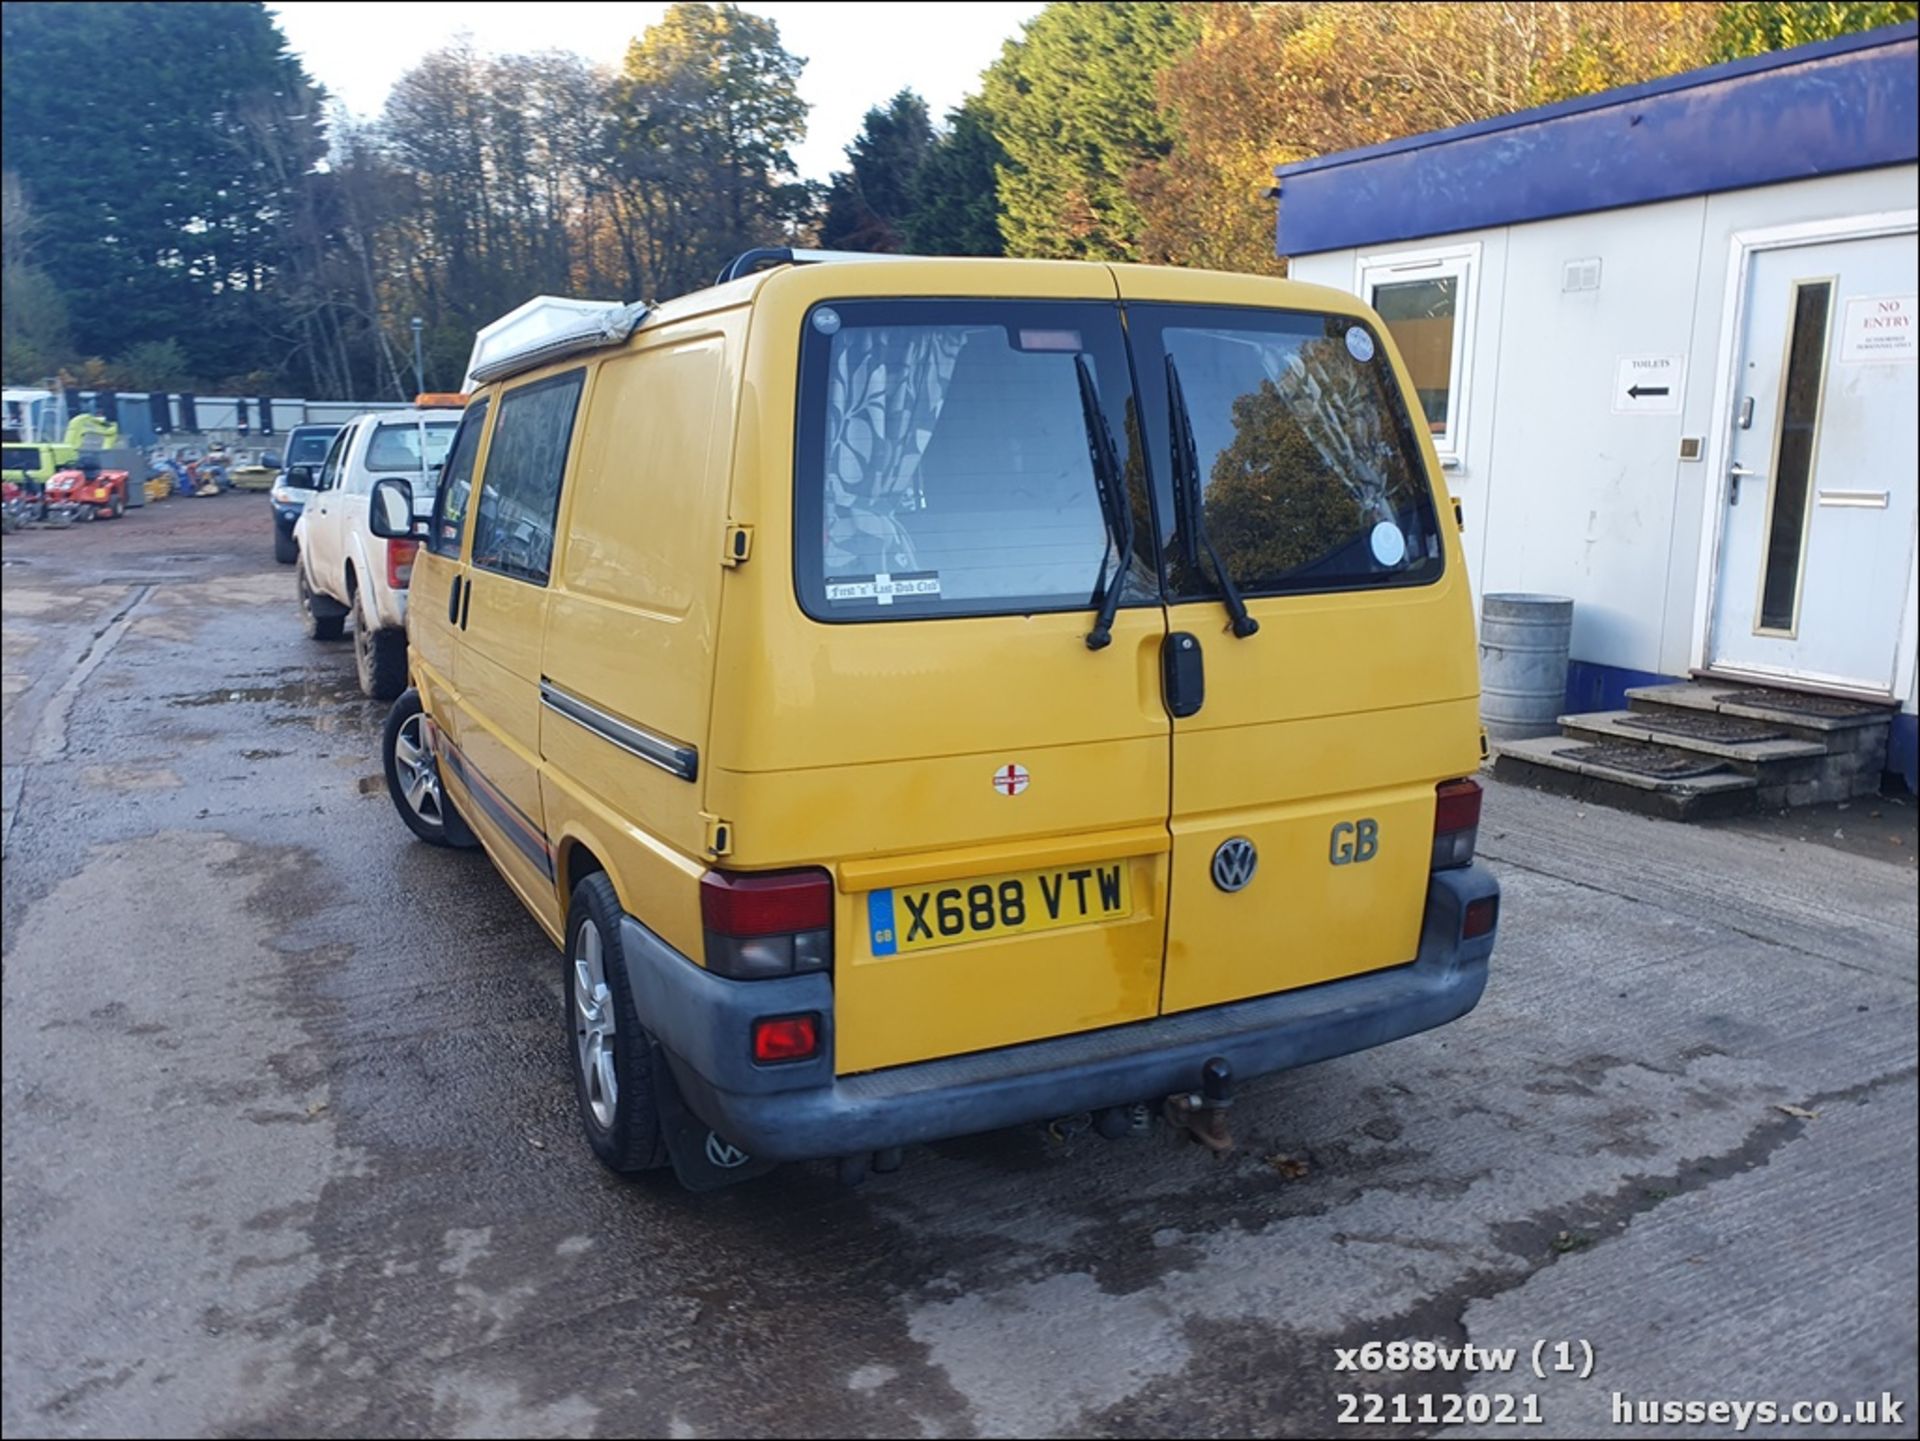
<box><xmin>716</xmin><ymin>247</ymin><xmax>795</xmax><ymax>284</ymax></box>
<box><xmin>713</xmin><ymin>247</ymin><xmax>922</xmax><ymax>286</ymax></box>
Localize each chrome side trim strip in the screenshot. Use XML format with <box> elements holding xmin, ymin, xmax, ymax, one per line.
<box><xmin>539</xmin><ymin>679</ymin><xmax>698</xmax><ymax>781</ymax></box>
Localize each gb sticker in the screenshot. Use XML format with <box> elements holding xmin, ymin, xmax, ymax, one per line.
<box><xmin>993</xmin><ymin>763</ymin><xmax>1031</xmax><ymax>796</ymax></box>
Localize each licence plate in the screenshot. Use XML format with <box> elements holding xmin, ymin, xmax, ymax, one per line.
<box><xmin>868</xmin><ymin>861</ymin><xmax>1132</xmax><ymax>956</ymax></box>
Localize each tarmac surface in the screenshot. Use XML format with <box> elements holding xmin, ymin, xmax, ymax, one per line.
<box><xmin>3</xmin><ymin>494</ymin><xmax>1915</xmax><ymax>1438</ymax></box>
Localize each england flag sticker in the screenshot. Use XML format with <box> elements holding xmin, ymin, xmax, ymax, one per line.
<box><xmin>992</xmin><ymin>763</ymin><xmax>1031</xmax><ymax>796</ymax></box>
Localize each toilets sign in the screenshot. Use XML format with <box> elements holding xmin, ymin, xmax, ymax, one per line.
<box><xmin>1613</xmin><ymin>354</ymin><xmax>1685</xmax><ymax>414</ymax></box>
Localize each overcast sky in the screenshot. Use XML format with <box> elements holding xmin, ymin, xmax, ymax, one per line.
<box><xmin>269</xmin><ymin>2</ymin><xmax>1042</xmax><ymax>183</ymax></box>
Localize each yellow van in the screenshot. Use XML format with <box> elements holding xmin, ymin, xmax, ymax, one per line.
<box><xmin>371</xmin><ymin>251</ymin><xmax>1500</xmax><ymax>1189</ymax></box>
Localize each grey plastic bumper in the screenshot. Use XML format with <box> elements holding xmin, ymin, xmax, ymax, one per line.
<box><xmin>620</xmin><ymin>863</ymin><xmax>1498</xmax><ymax>1163</ymax></box>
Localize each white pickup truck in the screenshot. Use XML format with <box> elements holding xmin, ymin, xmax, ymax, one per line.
<box><xmin>293</xmin><ymin>402</ymin><xmax>463</xmax><ymax>699</ymax></box>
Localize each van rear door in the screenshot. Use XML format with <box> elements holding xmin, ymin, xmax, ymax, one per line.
<box><xmin>1114</xmin><ymin>272</ymin><xmax>1482</xmax><ymax>1014</ymax></box>
<box><xmin>711</xmin><ymin>274</ymin><xmax>1171</xmax><ymax>1075</ymax></box>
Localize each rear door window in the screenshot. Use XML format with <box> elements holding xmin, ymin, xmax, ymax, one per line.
<box><xmin>1127</xmin><ymin>304</ymin><xmax>1443</xmax><ymax>599</ymax></box>
<box><xmin>793</xmin><ymin>299</ymin><xmax>1155</xmax><ymax>621</ymax></box>
<box><xmin>368</xmin><ymin>419</ymin><xmax>458</xmax><ymax>476</ymax></box>
<box><xmin>470</xmin><ymin>372</ymin><xmax>584</xmax><ymax>586</ymax></box>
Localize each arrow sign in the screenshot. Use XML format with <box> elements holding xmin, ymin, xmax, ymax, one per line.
<box><xmin>1614</xmin><ymin>354</ymin><xmax>1685</xmax><ymax>414</ymax></box>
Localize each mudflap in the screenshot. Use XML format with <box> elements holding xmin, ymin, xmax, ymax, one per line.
<box><xmin>647</xmin><ymin>1037</ymin><xmax>779</xmax><ymax>1192</ymax></box>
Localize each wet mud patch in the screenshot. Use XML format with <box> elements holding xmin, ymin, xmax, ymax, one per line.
<box><xmin>79</xmin><ymin>763</ymin><xmax>182</xmax><ymax>792</ymax></box>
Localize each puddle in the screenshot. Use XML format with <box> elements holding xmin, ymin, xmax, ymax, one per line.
<box><xmin>169</xmin><ymin>679</ymin><xmax>368</xmax><ymax>709</ymax></box>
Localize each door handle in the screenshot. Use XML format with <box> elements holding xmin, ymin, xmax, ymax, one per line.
<box><xmin>447</xmin><ymin>574</ymin><xmax>463</xmax><ymax>624</ymax></box>
<box><xmin>459</xmin><ymin>577</ymin><xmax>473</xmax><ymax>630</ymax></box>
<box><xmin>1728</xmin><ymin>462</ymin><xmax>1762</xmax><ymax>506</ymax></box>
<box><xmin>1162</xmin><ymin>632</ymin><xmax>1205</xmax><ymax>718</ymax></box>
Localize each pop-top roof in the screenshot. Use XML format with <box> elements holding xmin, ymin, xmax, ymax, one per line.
<box><xmin>463</xmin><ymin>296</ymin><xmax>649</xmax><ymax>389</ymax></box>
<box><xmin>1274</xmin><ymin>21</ymin><xmax>1918</xmax><ymax>257</ymax></box>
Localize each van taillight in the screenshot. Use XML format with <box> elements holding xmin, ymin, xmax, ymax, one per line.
<box><xmin>701</xmin><ymin>868</ymin><xmax>833</xmax><ymax>979</ymax></box>
<box><xmin>386</xmin><ymin>538</ymin><xmax>418</xmax><ymax>589</ymax></box>
<box><xmin>752</xmin><ymin>1013</ymin><xmax>820</xmax><ymax>1064</ymax></box>
<box><xmin>1432</xmin><ymin>778</ymin><xmax>1481</xmax><ymax>869</ymax></box>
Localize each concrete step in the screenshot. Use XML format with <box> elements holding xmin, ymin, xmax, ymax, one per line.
<box><xmin>1558</xmin><ymin>709</ymin><xmax>1828</xmax><ymax>764</ymax></box>
<box><xmin>1492</xmin><ymin>734</ymin><xmax>1757</xmax><ymax>821</ymax></box>
<box><xmin>1625</xmin><ymin>680</ymin><xmax>1894</xmax><ymax>733</ymax></box>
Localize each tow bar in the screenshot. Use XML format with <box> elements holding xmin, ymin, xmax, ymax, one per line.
<box><xmin>1165</xmin><ymin>1055</ymin><xmax>1235</xmax><ymax>1154</ymax></box>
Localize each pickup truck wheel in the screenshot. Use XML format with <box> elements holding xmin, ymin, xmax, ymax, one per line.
<box><xmin>353</xmin><ymin>594</ymin><xmax>409</xmax><ymax>701</ymax></box>
<box><xmin>567</xmin><ymin>873</ymin><xmax>670</xmax><ymax>1174</ymax></box>
<box><xmin>297</xmin><ymin>562</ymin><xmax>345</xmax><ymax>641</ymax></box>
<box><xmin>273</xmin><ymin>527</ymin><xmax>297</xmax><ymax>564</ymax></box>
<box><xmin>382</xmin><ymin>689</ymin><xmax>478</xmax><ymax>848</ymax></box>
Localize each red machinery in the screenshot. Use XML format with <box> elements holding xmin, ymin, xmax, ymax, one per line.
<box><xmin>45</xmin><ymin>453</ymin><xmax>130</xmax><ymax>519</ymax></box>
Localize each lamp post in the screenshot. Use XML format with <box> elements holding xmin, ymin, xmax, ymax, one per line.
<box><xmin>410</xmin><ymin>317</ymin><xmax>425</xmax><ymax>396</ymax></box>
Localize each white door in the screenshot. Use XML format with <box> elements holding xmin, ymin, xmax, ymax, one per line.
<box><xmin>1709</xmin><ymin>232</ymin><xmax>1918</xmax><ymax>693</ymax></box>
<box><xmin>302</xmin><ymin>422</ymin><xmax>355</xmax><ymax>594</ymax></box>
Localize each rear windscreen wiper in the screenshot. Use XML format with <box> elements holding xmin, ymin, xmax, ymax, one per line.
<box><xmin>1165</xmin><ymin>354</ymin><xmax>1258</xmax><ymax>639</ymax></box>
<box><xmin>1076</xmin><ymin>354</ymin><xmax>1134</xmax><ymax>651</ymax></box>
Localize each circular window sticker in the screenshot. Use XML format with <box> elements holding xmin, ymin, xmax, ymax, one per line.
<box><xmin>1345</xmin><ymin>327</ymin><xmax>1376</xmax><ymax>362</ymax></box>
<box><xmin>812</xmin><ymin>307</ymin><xmax>842</xmax><ymax>336</ymax></box>
<box><xmin>1370</xmin><ymin>520</ymin><xmax>1408</xmax><ymax>567</ymax></box>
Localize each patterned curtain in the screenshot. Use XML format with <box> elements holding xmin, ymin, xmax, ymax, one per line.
<box><xmin>822</xmin><ymin>326</ymin><xmax>967</xmax><ymax>575</ymax></box>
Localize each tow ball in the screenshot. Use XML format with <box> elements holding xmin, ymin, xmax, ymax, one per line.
<box><xmin>1164</xmin><ymin>1056</ymin><xmax>1235</xmax><ymax>1154</ymax></box>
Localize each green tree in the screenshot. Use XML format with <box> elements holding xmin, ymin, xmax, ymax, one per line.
<box><xmin>609</xmin><ymin>2</ymin><xmax>810</xmax><ymax>296</ymax></box>
<box><xmin>1</xmin><ymin>172</ymin><xmax>72</xmax><ymax>381</ymax></box>
<box><xmin>980</xmin><ymin>1</ymin><xmax>1203</xmax><ymax>260</ymax></box>
<box><xmin>0</xmin><ymin>1</ymin><xmax>325</xmax><ymax>384</ymax></box>
<box><xmin>115</xmin><ymin>339</ymin><xmax>192</xmax><ymax>390</ymax></box>
<box><xmin>1710</xmin><ymin>0</ymin><xmax>1917</xmax><ymax>57</ymax></box>
<box><xmin>904</xmin><ymin>99</ymin><xmax>1008</xmax><ymax>256</ymax></box>
<box><xmin>820</xmin><ymin>90</ymin><xmax>935</xmax><ymax>251</ymax></box>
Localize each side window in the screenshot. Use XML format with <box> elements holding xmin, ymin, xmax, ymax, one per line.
<box><xmin>317</xmin><ymin>425</ymin><xmax>352</xmax><ymax>490</ymax></box>
<box><xmin>470</xmin><ymin>371</ymin><xmax>584</xmax><ymax>586</ymax></box>
<box><xmin>1357</xmin><ymin>245</ymin><xmax>1476</xmax><ymax>463</ymax></box>
<box><xmin>430</xmin><ymin>398</ymin><xmax>489</xmax><ymax>559</ymax></box>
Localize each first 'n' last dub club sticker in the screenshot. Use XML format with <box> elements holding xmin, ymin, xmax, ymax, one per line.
<box><xmin>825</xmin><ymin>571</ymin><xmax>942</xmax><ymax>605</ymax></box>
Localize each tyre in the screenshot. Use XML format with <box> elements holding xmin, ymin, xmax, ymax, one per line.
<box><xmin>353</xmin><ymin>592</ymin><xmax>409</xmax><ymax>701</ymax></box>
<box><xmin>297</xmin><ymin>560</ymin><xmax>345</xmax><ymax>641</ymax></box>
<box><xmin>566</xmin><ymin>872</ymin><xmax>670</xmax><ymax>1174</ymax></box>
<box><xmin>112</xmin><ymin>490</ymin><xmax>125</xmax><ymax>518</ymax></box>
<box><xmin>381</xmin><ymin>688</ymin><xmax>478</xmax><ymax>848</ymax></box>
<box><xmin>273</xmin><ymin>526</ymin><xmax>297</xmax><ymax>564</ymax></box>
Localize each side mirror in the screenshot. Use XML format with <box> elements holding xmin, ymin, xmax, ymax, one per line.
<box><xmin>369</xmin><ymin>476</ymin><xmax>424</xmax><ymax>539</ymax></box>
<box><xmin>287</xmin><ymin>465</ymin><xmax>315</xmax><ymax>488</ymax></box>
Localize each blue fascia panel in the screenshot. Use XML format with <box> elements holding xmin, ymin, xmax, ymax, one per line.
<box><xmin>1275</xmin><ymin>24</ymin><xmax>1917</xmax><ymax>257</ymax></box>
<box><xmin>1890</xmin><ymin>713</ymin><xmax>1918</xmax><ymax>795</ymax></box>
<box><xmin>1564</xmin><ymin>660</ymin><xmax>1680</xmax><ymax>716</ymax></box>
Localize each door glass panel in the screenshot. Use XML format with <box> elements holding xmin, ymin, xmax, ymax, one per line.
<box><xmin>1129</xmin><ymin>304</ymin><xmax>1444</xmax><ymax>600</ymax></box>
<box><xmin>1759</xmin><ymin>280</ymin><xmax>1832</xmax><ymax>632</ymax></box>
<box><xmin>430</xmin><ymin>400</ymin><xmax>489</xmax><ymax>558</ymax></box>
<box><xmin>368</xmin><ymin>419</ymin><xmax>458</xmax><ymax>476</ymax></box>
<box><xmin>792</xmin><ymin>299</ymin><xmax>1153</xmax><ymax>621</ymax></box>
<box><xmin>471</xmin><ymin>371</ymin><xmax>584</xmax><ymax>586</ymax></box>
<box><xmin>1371</xmin><ymin>276</ymin><xmax>1456</xmax><ymax>436</ymax></box>
<box><xmin>316</xmin><ymin>426</ymin><xmax>350</xmax><ymax>490</ymax></box>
